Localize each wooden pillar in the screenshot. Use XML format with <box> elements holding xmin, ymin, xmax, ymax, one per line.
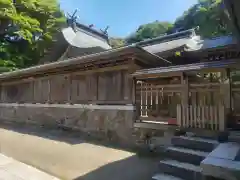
<box><xmin>0</xmin><ymin>85</ymin><xmax>4</xmax><ymax>103</ymax></box>
<box><xmin>219</xmin><ymin>69</ymin><xmax>231</xmax><ymax>131</ymax></box>
<box><xmin>222</xmin><ymin>69</ymin><xmax>232</xmax><ymax>111</ymax></box>
<box><xmin>67</xmin><ymin>75</ymin><xmax>71</xmax><ymax>103</ymax></box>
<box><xmin>128</xmin><ymin>57</ymin><xmax>141</xmax><ymax>105</ymax></box>
<box><xmin>181</xmin><ymin>73</ymin><xmax>189</xmax><ymax>105</ymax></box>
<box><xmin>47</xmin><ymin>78</ymin><xmax>50</xmax><ymax>103</ymax></box>
<box><xmin>132</xmin><ymin>77</ymin><xmax>136</xmax><ymax>106</ymax></box>
<box><xmin>181</xmin><ymin>73</ymin><xmax>189</xmax><ymax>127</ymax></box>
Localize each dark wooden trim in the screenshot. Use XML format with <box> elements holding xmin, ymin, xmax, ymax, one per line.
<box><xmin>1</xmin><ymin>64</ymin><xmax>131</xmax><ymax>85</ymax></box>
<box><xmin>69</xmin><ymin>100</ymin><xmax>132</xmax><ymax>105</ymax></box>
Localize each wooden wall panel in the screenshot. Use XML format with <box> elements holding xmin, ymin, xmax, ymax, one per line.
<box><xmin>106</xmin><ymin>71</ymin><xmax>123</xmax><ymax>101</ymax></box>
<box><xmin>0</xmin><ymin>67</ymin><xmax>134</xmax><ymax>105</ymax></box>
<box><xmin>123</xmin><ymin>71</ymin><xmax>132</xmax><ymax>102</ymax></box>
<box><xmin>49</xmin><ymin>75</ymin><xmax>69</xmax><ymax>103</ymax></box>
<box><xmin>18</xmin><ymin>82</ymin><xmax>33</xmax><ymax>103</ymax></box>
<box><xmin>1</xmin><ymin>81</ymin><xmax>34</xmax><ymax>103</ymax></box>
<box><xmin>3</xmin><ymin>84</ymin><xmax>18</xmax><ymax>103</ymax></box>
<box><xmin>97</xmin><ymin>71</ymin><xmax>132</xmax><ymax>103</ymax></box>
<box><xmin>86</xmin><ymin>74</ymin><xmax>98</xmax><ymax>101</ymax></box>
<box><xmin>33</xmin><ymin>79</ymin><xmax>42</xmax><ymax>102</ymax></box>
<box><xmin>105</xmin><ymin>72</ymin><xmax>114</xmax><ymax>100</ymax></box>
<box><xmin>70</xmin><ymin>77</ymin><xmax>78</xmax><ymax>103</ymax></box>
<box><xmin>98</xmin><ymin>73</ymin><xmax>107</xmax><ymax>101</ymax></box>
<box><xmin>41</xmin><ymin>79</ymin><xmax>50</xmax><ymax>103</ymax></box>
<box><xmin>77</xmin><ymin>76</ymin><xmax>87</xmax><ymax>101</ymax></box>
<box><xmin>70</xmin><ymin>75</ymin><xmax>87</xmax><ymax>103</ymax></box>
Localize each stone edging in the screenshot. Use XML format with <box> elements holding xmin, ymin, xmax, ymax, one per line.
<box><xmin>0</xmin><ymin>103</ymin><xmax>135</xmax><ymax>111</ymax></box>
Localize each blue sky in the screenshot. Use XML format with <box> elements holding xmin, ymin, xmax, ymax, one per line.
<box><xmin>59</xmin><ymin>0</ymin><xmax>198</xmax><ymax>37</ymax></box>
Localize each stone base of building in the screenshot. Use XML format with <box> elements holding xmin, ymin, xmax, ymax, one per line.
<box><xmin>0</xmin><ymin>103</ymin><xmax>137</xmax><ymax>147</ymax></box>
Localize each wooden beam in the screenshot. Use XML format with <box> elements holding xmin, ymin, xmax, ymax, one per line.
<box><xmin>71</xmin><ymin>64</ymin><xmax>130</xmax><ymax>76</ymax></box>
<box><xmin>133</xmin><ymin>72</ymin><xmax>183</xmax><ymax>79</ymax></box>
<box><xmin>1</xmin><ymin>65</ymin><xmax>131</xmax><ymax>86</ymax></box>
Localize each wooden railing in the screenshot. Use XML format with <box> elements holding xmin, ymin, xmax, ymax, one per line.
<box><xmin>176</xmin><ymin>104</ymin><xmax>225</xmax><ymax>131</ymax></box>
<box><xmin>136</xmin><ymin>82</ymin><xmax>181</xmax><ymax>122</ymax></box>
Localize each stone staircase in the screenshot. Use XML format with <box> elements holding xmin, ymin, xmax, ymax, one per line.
<box><xmin>152</xmin><ymin>135</ymin><xmax>219</xmax><ymax>180</ymax></box>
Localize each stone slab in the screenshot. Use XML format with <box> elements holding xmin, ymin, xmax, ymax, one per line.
<box><xmin>152</xmin><ymin>173</ymin><xmax>184</xmax><ymax>180</ymax></box>
<box><xmin>208</xmin><ymin>142</ymin><xmax>240</xmax><ymax>160</ymax></box>
<box><xmin>201</xmin><ymin>142</ymin><xmax>240</xmax><ymax>180</ymax></box>
<box><xmin>201</xmin><ymin>157</ymin><xmax>240</xmax><ymax>180</ymax></box>
<box><xmin>0</xmin><ymin>154</ymin><xmax>59</xmax><ymax>180</ymax></box>
<box><xmin>0</xmin><ymin>103</ymin><xmax>135</xmax><ymax>110</ymax></box>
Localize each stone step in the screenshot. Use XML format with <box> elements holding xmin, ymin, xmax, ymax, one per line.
<box><xmin>152</xmin><ymin>173</ymin><xmax>185</xmax><ymax>180</ymax></box>
<box><xmin>166</xmin><ymin>147</ymin><xmax>208</xmax><ymax>165</ymax></box>
<box><xmin>159</xmin><ymin>160</ymin><xmax>203</xmax><ymax>180</ymax></box>
<box><xmin>172</xmin><ymin>136</ymin><xmax>218</xmax><ymax>152</ymax></box>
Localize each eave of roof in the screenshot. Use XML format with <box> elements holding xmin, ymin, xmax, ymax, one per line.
<box><xmin>132</xmin><ymin>59</ymin><xmax>238</xmax><ymax>78</ymax></box>
<box><xmin>0</xmin><ymin>45</ymin><xmax>169</xmax><ymax>81</ymax></box>
<box><xmin>130</xmin><ymin>29</ymin><xmax>198</xmax><ymax>58</ymax></box>
<box><xmin>137</xmin><ymin>28</ymin><xmax>196</xmax><ymax>47</ymax></box>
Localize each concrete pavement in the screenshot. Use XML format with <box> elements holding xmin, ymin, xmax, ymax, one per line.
<box><xmin>0</xmin><ymin>124</ymin><xmax>160</xmax><ymax>180</ymax></box>
<box><xmin>0</xmin><ymin>153</ymin><xmax>59</xmax><ymax>180</ymax></box>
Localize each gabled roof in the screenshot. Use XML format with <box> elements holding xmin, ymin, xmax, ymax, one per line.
<box><xmin>138</xmin><ymin>29</ymin><xmax>197</xmax><ymax>55</ymax></box>
<box><xmin>62</xmin><ymin>27</ymin><xmax>112</xmax><ymax>50</ymax></box>
<box><xmin>137</xmin><ymin>29</ymin><xmax>238</xmax><ymax>56</ymax></box>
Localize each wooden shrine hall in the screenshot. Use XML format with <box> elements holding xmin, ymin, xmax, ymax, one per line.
<box><xmin>0</xmin><ymin>28</ymin><xmax>239</xmax><ymax>142</ymax></box>
<box><xmin>132</xmin><ymin>30</ymin><xmax>240</xmax><ymax>132</ymax></box>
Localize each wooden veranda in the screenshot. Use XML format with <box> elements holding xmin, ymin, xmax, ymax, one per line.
<box><xmin>133</xmin><ymin>60</ymin><xmax>240</xmax><ymax>132</ymax></box>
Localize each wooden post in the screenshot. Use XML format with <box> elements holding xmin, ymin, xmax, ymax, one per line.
<box><xmin>181</xmin><ymin>73</ymin><xmax>189</xmax><ymax>127</ymax></box>
<box><xmin>177</xmin><ymin>104</ymin><xmax>182</xmax><ymax>126</ymax></box>
<box><xmin>221</xmin><ymin>69</ymin><xmax>231</xmax><ymax>111</ymax></box>
<box><xmin>0</xmin><ymin>86</ymin><xmax>3</xmax><ymax>103</ymax></box>
<box><xmin>219</xmin><ymin>69</ymin><xmax>231</xmax><ymax>131</ymax></box>
<box><xmin>140</xmin><ymin>81</ymin><xmax>143</xmax><ymax>117</ymax></box>
<box><xmin>47</xmin><ymin>79</ymin><xmax>50</xmax><ymax>103</ymax></box>
<box><xmin>132</xmin><ymin>77</ymin><xmax>137</xmax><ymax>106</ymax></box>
<box><xmin>219</xmin><ymin>105</ymin><xmax>225</xmax><ymax>131</ymax></box>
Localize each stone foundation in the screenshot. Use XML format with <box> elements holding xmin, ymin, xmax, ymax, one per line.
<box><xmin>0</xmin><ymin>103</ymin><xmax>136</xmax><ymax>146</ymax></box>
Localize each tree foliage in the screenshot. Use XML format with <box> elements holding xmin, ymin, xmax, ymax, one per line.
<box><xmin>0</xmin><ymin>0</ymin><xmax>65</xmax><ymax>71</ymax></box>
<box><xmin>124</xmin><ymin>0</ymin><xmax>231</xmax><ymax>44</ymax></box>
<box><xmin>125</xmin><ymin>21</ymin><xmax>173</xmax><ymax>44</ymax></box>
<box><xmin>174</xmin><ymin>0</ymin><xmax>231</xmax><ymax>38</ymax></box>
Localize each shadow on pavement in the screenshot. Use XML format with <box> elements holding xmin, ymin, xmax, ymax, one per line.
<box><xmin>73</xmin><ymin>155</ymin><xmax>160</xmax><ymax>180</ymax></box>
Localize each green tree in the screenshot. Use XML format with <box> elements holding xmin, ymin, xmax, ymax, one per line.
<box><xmin>125</xmin><ymin>21</ymin><xmax>173</xmax><ymax>44</ymax></box>
<box><xmin>173</xmin><ymin>0</ymin><xmax>231</xmax><ymax>38</ymax></box>
<box><xmin>0</xmin><ymin>0</ymin><xmax>65</xmax><ymax>71</ymax></box>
